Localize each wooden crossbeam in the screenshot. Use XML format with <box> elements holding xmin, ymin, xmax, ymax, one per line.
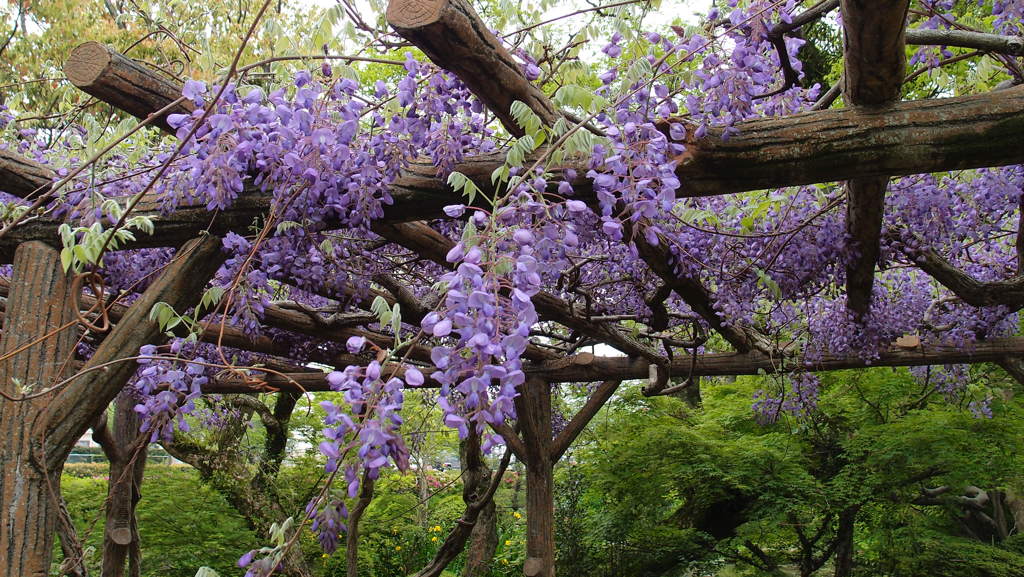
<box><xmin>529</xmin><ymin>336</ymin><xmax>1024</xmax><ymax>383</ymax></box>
<box><xmin>200</xmin><ymin>335</ymin><xmax>1024</xmax><ymax>390</ymax></box>
<box><xmin>2</xmin><ymin>80</ymin><xmax>1020</xmax><ymax>261</ymax></box>
<box><xmin>64</xmin><ymin>41</ymin><xmax>193</xmax><ymax>133</ymax></box>
<box><xmin>386</xmin><ymin>0</ymin><xmax>558</xmax><ymax>135</ymax></box>
<box><xmin>10</xmin><ymin>106</ymin><xmax>1024</xmax><ymax>252</ymax></box>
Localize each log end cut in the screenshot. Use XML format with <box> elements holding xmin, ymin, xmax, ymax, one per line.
<box><xmin>64</xmin><ymin>41</ymin><xmax>115</xmax><ymax>88</ymax></box>
<box><xmin>386</xmin><ymin>0</ymin><xmax>447</xmax><ymax>29</ymax></box>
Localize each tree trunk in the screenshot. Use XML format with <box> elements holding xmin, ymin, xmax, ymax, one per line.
<box><xmin>0</xmin><ymin>242</ymin><xmax>77</xmax><ymax>577</ymax></box>
<box><xmin>833</xmin><ymin>507</ymin><xmax>859</xmax><ymax>577</ymax></box>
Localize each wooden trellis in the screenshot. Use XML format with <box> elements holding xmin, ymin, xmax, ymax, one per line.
<box><xmin>1</xmin><ymin>0</ymin><xmax>1024</xmax><ymax>575</ymax></box>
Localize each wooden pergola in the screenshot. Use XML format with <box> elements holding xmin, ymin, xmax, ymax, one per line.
<box><xmin>1</xmin><ymin>1</ymin><xmax>1024</xmax><ymax>575</ymax></box>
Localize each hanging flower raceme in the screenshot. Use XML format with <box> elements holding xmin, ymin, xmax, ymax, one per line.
<box><xmin>308</xmin><ymin>336</ymin><xmax>417</xmax><ymax>552</ymax></box>
<box><xmin>133</xmin><ymin>343</ymin><xmax>209</xmax><ymax>442</ymax></box>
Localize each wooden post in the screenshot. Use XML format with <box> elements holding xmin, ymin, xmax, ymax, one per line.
<box><xmin>94</xmin><ymin>391</ymin><xmax>148</xmax><ymax>577</ymax></box>
<box><xmin>839</xmin><ymin>0</ymin><xmax>909</xmax><ymax>317</ymax></box>
<box><xmin>461</xmin><ymin>428</ymin><xmax>498</xmax><ymax>577</ymax></box>
<box><xmin>0</xmin><ymin>242</ymin><xmax>77</xmax><ymax>577</ymax></box>
<box><xmin>0</xmin><ymin>235</ymin><xmax>224</xmax><ymax>575</ymax></box>
<box><xmin>515</xmin><ymin>377</ymin><xmax>555</xmax><ymax>577</ymax></box>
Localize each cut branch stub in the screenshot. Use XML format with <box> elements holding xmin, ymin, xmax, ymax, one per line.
<box><xmin>64</xmin><ymin>41</ymin><xmax>193</xmax><ymax>134</ymax></box>
<box><xmin>386</xmin><ymin>0</ymin><xmax>558</xmax><ymax>135</ymax></box>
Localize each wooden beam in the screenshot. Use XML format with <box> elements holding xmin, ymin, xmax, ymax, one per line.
<box><xmin>0</xmin><ymin>149</ymin><xmax>53</xmax><ymax>199</ymax></box>
<box><xmin>840</xmin><ymin>1</ymin><xmax>909</xmax><ymax>106</ymax></box>
<box><xmin>906</xmin><ymin>28</ymin><xmax>1024</xmax><ymax>57</ymax></box>
<box><xmin>386</xmin><ymin>0</ymin><xmax>558</xmax><ymax>136</ymax></box>
<box><xmin>549</xmin><ymin>379</ymin><xmax>621</xmax><ymax>461</ymax></box>
<box><xmin>840</xmin><ymin>0</ymin><xmax>909</xmax><ymax>318</ymax></box>
<box><xmin>3</xmin><ymin>86</ymin><xmax>1019</xmax><ymax>258</ymax></box>
<box><xmin>205</xmin><ymin>336</ymin><xmax>1024</xmax><ymax>392</ymax></box>
<box><xmin>529</xmin><ymin>336</ymin><xmax>1024</xmax><ymax>383</ymax></box>
<box><xmin>64</xmin><ymin>41</ymin><xmax>193</xmax><ymax>134</ymax></box>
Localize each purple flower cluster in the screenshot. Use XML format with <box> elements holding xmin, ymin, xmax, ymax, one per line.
<box><xmin>753</xmin><ymin>372</ymin><xmax>820</xmax><ymax>423</ymax></box>
<box><xmin>133</xmin><ymin>343</ymin><xmax>209</xmax><ymax>442</ymax></box>
<box><xmin>421</xmin><ymin>219</ymin><xmax>538</xmax><ymax>439</ymax></box>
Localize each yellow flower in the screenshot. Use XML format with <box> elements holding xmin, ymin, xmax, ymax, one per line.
<box><xmin>501</xmin><ymin>559</ymin><xmax>509</xmax><ymax>565</ymax></box>
<box><xmin>431</xmin><ymin>536</ymin><xmax>439</xmax><ymax>542</ymax></box>
<box><xmin>513</xmin><ymin>511</ymin><xmax>522</xmax><ymax>519</ymax></box>
<box><xmin>505</xmin><ymin>540</ymin><xmax>512</xmax><ymax>546</ymax></box>
<box><xmin>322</xmin><ymin>554</ymin><xmax>329</xmax><ymax>558</ymax></box>
<box><xmin>433</xmin><ymin>525</ymin><xmax>442</xmax><ymax>532</ymax></box>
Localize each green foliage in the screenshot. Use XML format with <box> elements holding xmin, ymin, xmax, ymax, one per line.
<box><xmin>59</xmin><ymin>464</ymin><xmax>259</xmax><ymax>577</ymax></box>
<box><xmin>558</xmin><ymin>366</ymin><xmax>1024</xmax><ymax>576</ymax></box>
<box><xmin>887</xmin><ymin>535</ymin><xmax>1024</xmax><ymax>577</ymax></box>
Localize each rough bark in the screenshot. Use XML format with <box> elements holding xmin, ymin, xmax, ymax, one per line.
<box><xmin>0</xmin><ymin>235</ymin><xmax>222</xmax><ymax>575</ymax></box>
<box><xmin>840</xmin><ymin>1</ymin><xmax>908</xmax><ymax>106</ymax></box>
<box><xmin>2</xmin><ymin>87</ymin><xmax>1023</xmax><ymax>258</ymax></box>
<box><xmin>529</xmin><ymin>336</ymin><xmax>1024</xmax><ymax>382</ymax></box>
<box><xmin>515</xmin><ymin>378</ymin><xmax>555</xmax><ymax>577</ymax></box>
<box><xmin>913</xmin><ymin>248</ymin><xmax>1024</xmax><ymax>309</ymax></box>
<box><xmin>63</xmin><ymin>41</ymin><xmax>193</xmax><ymax>133</ymax></box>
<box><xmin>839</xmin><ymin>0</ymin><xmax>908</xmax><ymax>318</ymax></box>
<box><xmin>0</xmin><ymin>242</ymin><xmax>77</xmax><ymax>577</ymax></box>
<box><xmin>460</xmin><ymin>429</ymin><xmax>497</xmax><ymax>577</ymax></box>
<box><xmin>42</xmin><ymin>234</ymin><xmax>225</xmax><ymax>465</ymax></box>
<box><xmin>386</xmin><ymin>0</ymin><xmax>558</xmax><ymax>135</ymax></box>
<box><xmin>199</xmin><ymin>333</ymin><xmax>1024</xmax><ymax>393</ymax></box>
<box><xmin>905</xmin><ymin>28</ymin><xmax>1024</xmax><ymax>56</ymax></box>
<box><xmin>3</xmin><ymin>44</ymin><xmax>1019</xmax><ymax>257</ymax></box>
<box><xmin>93</xmin><ymin>393</ymin><xmax>147</xmax><ymax>577</ymax></box>
<box><xmin>0</xmin><ymin>148</ymin><xmax>53</xmax><ymax>198</ymax></box>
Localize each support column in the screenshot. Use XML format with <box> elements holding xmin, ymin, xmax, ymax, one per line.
<box><xmin>515</xmin><ymin>378</ymin><xmax>555</xmax><ymax>577</ymax></box>
<box><xmin>0</xmin><ymin>242</ymin><xmax>77</xmax><ymax>577</ymax></box>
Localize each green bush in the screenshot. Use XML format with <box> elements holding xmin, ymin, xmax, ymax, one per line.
<box><xmin>892</xmin><ymin>537</ymin><xmax>1024</xmax><ymax>577</ymax></box>
<box><xmin>59</xmin><ymin>464</ymin><xmax>259</xmax><ymax>577</ymax></box>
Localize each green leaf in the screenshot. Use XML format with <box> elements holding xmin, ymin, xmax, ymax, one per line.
<box><xmin>60</xmin><ymin>247</ymin><xmax>73</xmax><ymax>272</ymax></box>
<box><xmin>510</xmin><ymin>100</ymin><xmax>543</xmax><ymax>137</ymax></box>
